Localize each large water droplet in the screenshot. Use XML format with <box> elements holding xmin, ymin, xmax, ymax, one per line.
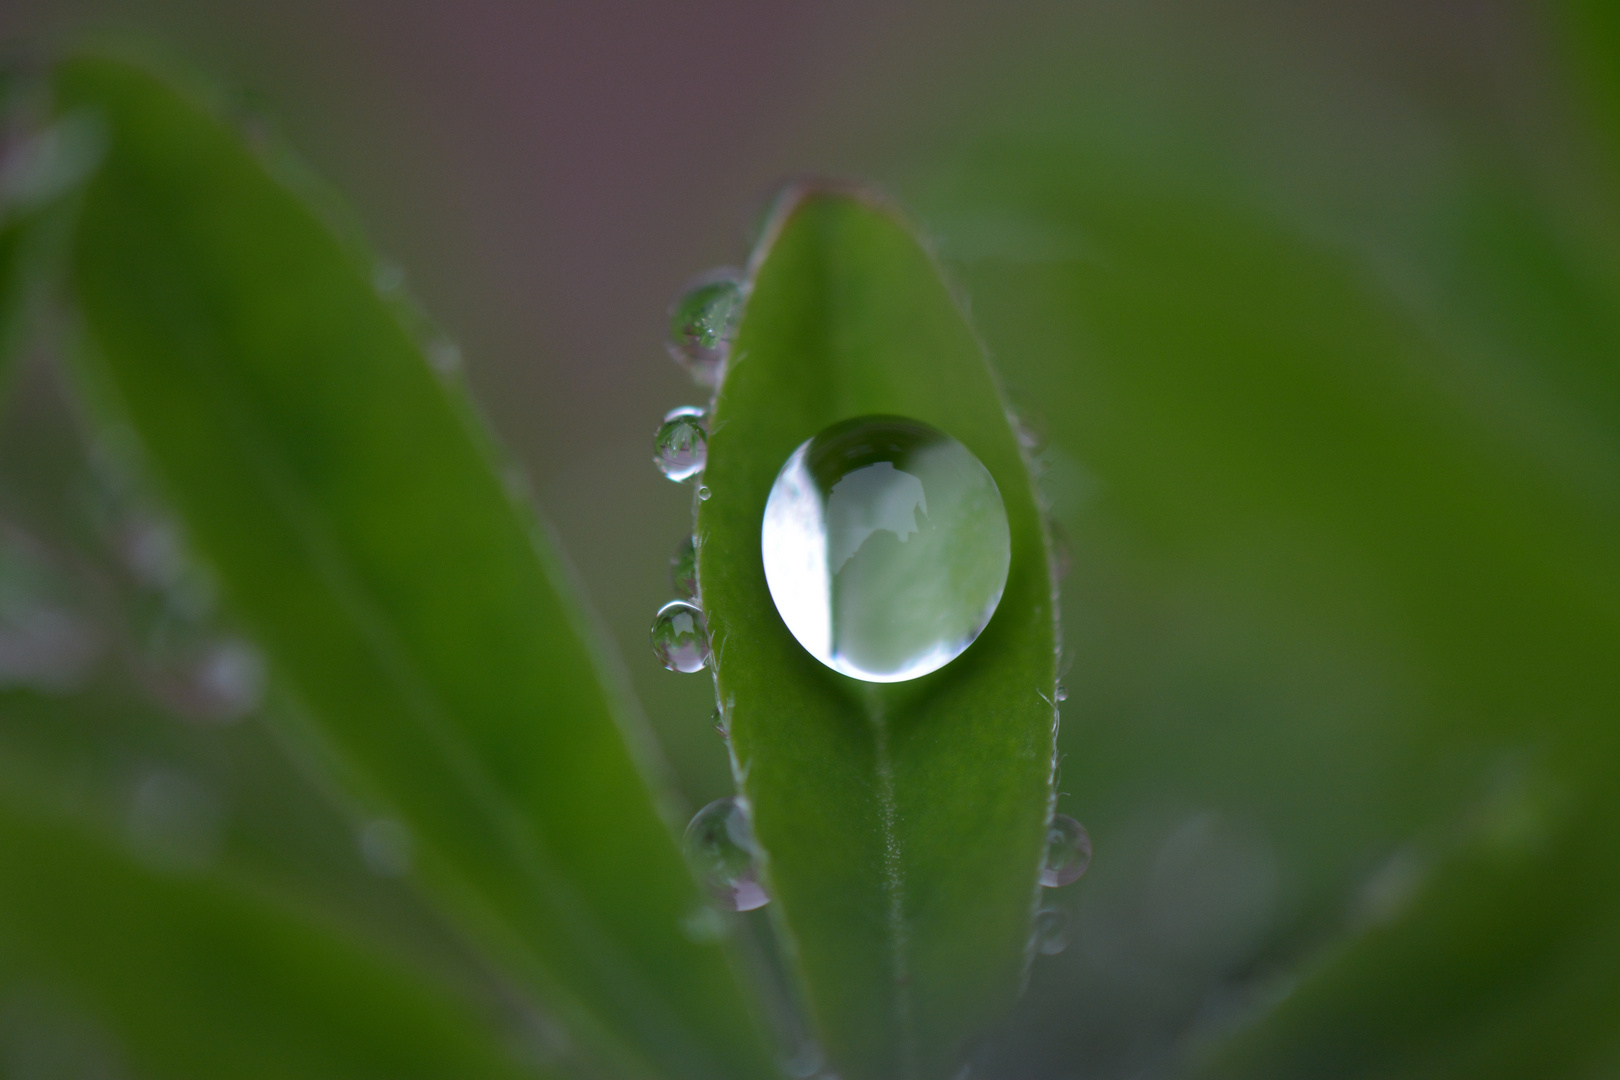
<box><xmin>1040</xmin><ymin>813</ymin><xmax>1092</xmax><ymax>887</ymax></box>
<box><xmin>651</xmin><ymin>600</ymin><xmax>710</xmax><ymax>673</ymax></box>
<box><xmin>654</xmin><ymin>407</ymin><xmax>708</xmax><ymax>482</ymax></box>
<box><xmin>761</xmin><ymin>416</ymin><xmax>1011</xmax><ymax>683</ymax></box>
<box><xmin>667</xmin><ymin>270</ymin><xmax>745</xmax><ymax>385</ymax></box>
<box><xmin>685</xmin><ymin>797</ymin><xmax>768</xmax><ymax>912</ymax></box>
<box><xmin>670</xmin><ymin>535</ymin><xmax>698</xmax><ymax>600</ymax></box>
<box><xmin>1033</xmin><ymin>907</ymin><xmax>1071</xmax><ymax>955</ymax></box>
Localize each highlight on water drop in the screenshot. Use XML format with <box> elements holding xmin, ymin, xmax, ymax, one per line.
<box><xmin>650</xmin><ymin>600</ymin><xmax>710</xmax><ymax>673</ymax></box>
<box><xmin>1040</xmin><ymin>813</ymin><xmax>1092</xmax><ymax>887</ymax></box>
<box><xmin>667</xmin><ymin>269</ymin><xmax>745</xmax><ymax>386</ymax></box>
<box><xmin>654</xmin><ymin>407</ymin><xmax>708</xmax><ymax>482</ymax></box>
<box><xmin>760</xmin><ymin>415</ymin><xmax>1011</xmax><ymax>683</ymax></box>
<box><xmin>684</xmin><ymin>796</ymin><xmax>768</xmax><ymax>912</ymax></box>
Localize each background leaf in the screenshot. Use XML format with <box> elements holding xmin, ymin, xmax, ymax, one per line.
<box><xmin>884</xmin><ymin>12</ymin><xmax>1620</xmax><ymax>1074</ymax></box>
<box><xmin>53</xmin><ymin>52</ymin><xmax>775</xmax><ymax>1080</ymax></box>
<box><xmin>0</xmin><ymin>783</ymin><xmax>544</xmax><ymax>1080</ymax></box>
<box><xmin>698</xmin><ymin>188</ymin><xmax>1059</xmax><ymax>1080</ymax></box>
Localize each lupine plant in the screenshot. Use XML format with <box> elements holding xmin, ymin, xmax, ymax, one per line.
<box><xmin>2</xmin><ymin>16</ymin><xmax>1620</xmax><ymax>1079</ymax></box>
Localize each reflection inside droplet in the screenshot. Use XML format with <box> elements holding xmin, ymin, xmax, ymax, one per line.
<box><xmin>761</xmin><ymin>416</ymin><xmax>1011</xmax><ymax>682</ymax></box>
<box><xmin>1034</xmin><ymin>907</ymin><xmax>1071</xmax><ymax>955</ymax></box>
<box><xmin>685</xmin><ymin>797</ymin><xmax>768</xmax><ymax>911</ymax></box>
<box><xmin>1040</xmin><ymin>813</ymin><xmax>1092</xmax><ymax>887</ymax></box>
<box><xmin>654</xmin><ymin>408</ymin><xmax>708</xmax><ymax>482</ymax></box>
<box><xmin>650</xmin><ymin>600</ymin><xmax>710</xmax><ymax>673</ymax></box>
<box><xmin>667</xmin><ymin>270</ymin><xmax>745</xmax><ymax>385</ymax></box>
<box><xmin>669</xmin><ymin>535</ymin><xmax>699</xmax><ymax>600</ymax></box>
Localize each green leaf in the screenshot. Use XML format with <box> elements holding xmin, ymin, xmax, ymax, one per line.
<box><xmin>1564</xmin><ymin>0</ymin><xmax>1620</xmax><ymax>159</ymax></box>
<box><xmin>0</xmin><ymin>219</ymin><xmax>24</xmax><ymax>389</ymax></box>
<box><xmin>1197</xmin><ymin>784</ymin><xmax>1620</xmax><ymax>1080</ymax></box>
<box><xmin>698</xmin><ymin>187</ymin><xmax>1059</xmax><ymax>1080</ymax></box>
<box><xmin>52</xmin><ymin>52</ymin><xmax>774</xmax><ymax>1080</ymax></box>
<box><xmin>892</xmin><ymin>28</ymin><xmax>1620</xmax><ymax>1070</ymax></box>
<box><xmin>0</xmin><ymin>789</ymin><xmax>544</xmax><ymax>1080</ymax></box>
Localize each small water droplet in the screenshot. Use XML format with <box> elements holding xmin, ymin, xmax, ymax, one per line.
<box><xmin>761</xmin><ymin>416</ymin><xmax>1011</xmax><ymax>682</ymax></box>
<box><xmin>670</xmin><ymin>535</ymin><xmax>698</xmax><ymax>600</ymax></box>
<box><xmin>667</xmin><ymin>270</ymin><xmax>745</xmax><ymax>385</ymax></box>
<box><xmin>0</xmin><ymin>527</ymin><xmax>100</xmax><ymax>691</ymax></box>
<box><xmin>126</xmin><ymin>769</ymin><xmax>222</xmax><ymax>872</ymax></box>
<box><xmin>1054</xmin><ymin>684</ymin><xmax>1068</xmax><ymax>703</ymax></box>
<box><xmin>1033</xmin><ymin>907</ymin><xmax>1071</xmax><ymax>955</ymax></box>
<box><xmin>373</xmin><ymin>260</ymin><xmax>405</xmax><ymax>294</ymax></box>
<box><xmin>358</xmin><ymin>817</ymin><xmax>414</xmax><ymax>877</ymax></box>
<box><xmin>655</xmin><ymin>407</ymin><xmax>708</xmax><ymax>482</ymax></box>
<box><xmin>780</xmin><ymin>1041</ymin><xmax>825</xmax><ymax>1079</ymax></box>
<box><xmin>685</xmin><ymin>797</ymin><xmax>768</xmax><ymax>911</ymax></box>
<box><xmin>697</xmin><ymin>485</ymin><xmax>712</xmax><ymax>501</ymax></box>
<box><xmin>0</xmin><ymin>111</ymin><xmax>104</xmax><ymax>213</ymax></box>
<box><xmin>1040</xmin><ymin>813</ymin><xmax>1092</xmax><ymax>887</ymax></box>
<box><xmin>427</xmin><ymin>336</ymin><xmax>463</xmax><ymax>375</ymax></box>
<box><xmin>136</xmin><ymin>619</ymin><xmax>265</xmax><ymax>723</ymax></box>
<box><xmin>711</xmin><ymin>708</ymin><xmax>728</xmax><ymax>739</ymax></box>
<box><xmin>651</xmin><ymin>600</ymin><xmax>710</xmax><ymax>673</ymax></box>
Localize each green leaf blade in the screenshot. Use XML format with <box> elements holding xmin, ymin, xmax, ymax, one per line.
<box><xmin>700</xmin><ymin>188</ymin><xmax>1059</xmax><ymax>1080</ymax></box>
<box><xmin>0</xmin><ymin>792</ymin><xmax>544</xmax><ymax>1080</ymax></box>
<box><xmin>53</xmin><ymin>52</ymin><xmax>773</xmax><ymax>1080</ymax></box>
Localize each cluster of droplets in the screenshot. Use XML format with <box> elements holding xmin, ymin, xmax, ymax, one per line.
<box><xmin>1031</xmin><ymin>812</ymin><xmax>1092</xmax><ymax>957</ymax></box>
<box><xmin>646</xmin><ymin>271</ymin><xmax>771</xmax><ymax>913</ymax></box>
<box><xmin>649</xmin><ymin>268</ymin><xmax>745</xmax><ymax>674</ymax></box>
<box><xmin>85</xmin><ymin>442</ymin><xmax>267</xmax><ymax>725</ymax></box>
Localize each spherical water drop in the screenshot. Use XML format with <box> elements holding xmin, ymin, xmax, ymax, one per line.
<box><xmin>654</xmin><ymin>408</ymin><xmax>708</xmax><ymax>482</ymax></box>
<box><xmin>696</xmin><ymin>485</ymin><xmax>712</xmax><ymax>501</ymax></box>
<box><xmin>651</xmin><ymin>600</ymin><xmax>710</xmax><ymax>673</ymax></box>
<box><xmin>668</xmin><ymin>270</ymin><xmax>745</xmax><ymax>385</ymax></box>
<box><xmin>1040</xmin><ymin>813</ymin><xmax>1092</xmax><ymax>887</ymax></box>
<box><xmin>1054</xmin><ymin>684</ymin><xmax>1068</xmax><ymax>703</ymax></box>
<box><xmin>685</xmin><ymin>797</ymin><xmax>768</xmax><ymax>911</ymax></box>
<box><xmin>1033</xmin><ymin>908</ymin><xmax>1071</xmax><ymax>955</ymax></box>
<box><xmin>761</xmin><ymin>416</ymin><xmax>1011</xmax><ymax>683</ymax></box>
<box><xmin>670</xmin><ymin>535</ymin><xmax>699</xmax><ymax>600</ymax></box>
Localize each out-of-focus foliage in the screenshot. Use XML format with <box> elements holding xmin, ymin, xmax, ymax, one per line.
<box><xmin>886</xmin><ymin>7</ymin><xmax>1620</xmax><ymax>1076</ymax></box>
<box><xmin>3</xmin><ymin>52</ymin><xmax>777</xmax><ymax>1080</ymax></box>
<box><xmin>1566</xmin><ymin>0</ymin><xmax>1620</xmax><ymax>156</ymax></box>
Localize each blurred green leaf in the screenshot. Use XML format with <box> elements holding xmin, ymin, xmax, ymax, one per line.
<box><xmin>698</xmin><ymin>187</ymin><xmax>1059</xmax><ymax>1080</ymax></box>
<box><xmin>1565</xmin><ymin>0</ymin><xmax>1620</xmax><ymax>157</ymax></box>
<box><xmin>0</xmin><ymin>787</ymin><xmax>542</xmax><ymax>1080</ymax></box>
<box><xmin>1197</xmin><ymin>782</ymin><xmax>1620</xmax><ymax>1080</ymax></box>
<box><xmin>893</xmin><ymin>23</ymin><xmax>1620</xmax><ymax>1072</ymax></box>
<box><xmin>52</xmin><ymin>52</ymin><xmax>774</xmax><ymax>1080</ymax></box>
<box><xmin>0</xmin><ymin>220</ymin><xmax>24</xmax><ymax>388</ymax></box>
